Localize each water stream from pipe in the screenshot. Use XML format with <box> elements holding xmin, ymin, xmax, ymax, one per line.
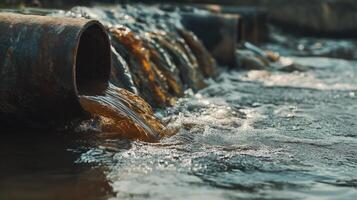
<box><xmin>79</xmin><ymin>83</ymin><xmax>168</xmax><ymax>142</ymax></box>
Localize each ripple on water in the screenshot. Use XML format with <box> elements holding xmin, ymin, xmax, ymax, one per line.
<box><xmin>78</xmin><ymin>57</ymin><xmax>357</xmax><ymax>200</ymax></box>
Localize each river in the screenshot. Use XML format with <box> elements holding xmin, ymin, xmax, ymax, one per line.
<box><xmin>1</xmin><ymin>5</ymin><xmax>357</xmax><ymax>200</ymax></box>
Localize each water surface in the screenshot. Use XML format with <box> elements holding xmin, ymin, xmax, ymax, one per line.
<box><xmin>84</xmin><ymin>57</ymin><xmax>357</xmax><ymax>200</ymax></box>
<box><xmin>1</xmin><ymin>57</ymin><xmax>356</xmax><ymax>200</ymax></box>
<box><xmin>1</xmin><ymin>6</ymin><xmax>357</xmax><ymax>200</ymax></box>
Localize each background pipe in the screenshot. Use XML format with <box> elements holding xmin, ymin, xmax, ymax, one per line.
<box><xmin>0</xmin><ymin>13</ymin><xmax>111</xmax><ymax>127</ymax></box>
<box><xmin>198</xmin><ymin>5</ymin><xmax>268</xmax><ymax>43</ymax></box>
<box><xmin>180</xmin><ymin>12</ymin><xmax>239</xmax><ymax>67</ymax></box>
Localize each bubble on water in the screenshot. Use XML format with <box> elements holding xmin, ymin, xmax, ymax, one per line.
<box><xmin>102</xmin><ymin>57</ymin><xmax>357</xmax><ymax>199</ymax></box>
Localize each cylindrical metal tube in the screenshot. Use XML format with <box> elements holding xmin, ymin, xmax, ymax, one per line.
<box><xmin>180</xmin><ymin>12</ymin><xmax>239</xmax><ymax>67</ymax></box>
<box><xmin>0</xmin><ymin>13</ymin><xmax>111</xmax><ymax>126</ymax></box>
<box><xmin>197</xmin><ymin>5</ymin><xmax>268</xmax><ymax>43</ymax></box>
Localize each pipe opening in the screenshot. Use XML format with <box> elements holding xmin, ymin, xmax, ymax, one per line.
<box><xmin>75</xmin><ymin>22</ymin><xmax>111</xmax><ymax>96</ymax></box>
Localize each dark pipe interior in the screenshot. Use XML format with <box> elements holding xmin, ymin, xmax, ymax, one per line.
<box><xmin>75</xmin><ymin>23</ymin><xmax>111</xmax><ymax>96</ymax></box>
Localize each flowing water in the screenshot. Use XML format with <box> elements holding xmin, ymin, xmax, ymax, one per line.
<box><xmin>79</xmin><ymin>56</ymin><xmax>356</xmax><ymax>200</ymax></box>
<box><xmin>1</xmin><ymin>5</ymin><xmax>357</xmax><ymax>200</ymax></box>
<box><xmin>2</xmin><ymin>56</ymin><xmax>356</xmax><ymax>199</ymax></box>
<box><xmin>79</xmin><ymin>83</ymin><xmax>167</xmax><ymax>142</ymax></box>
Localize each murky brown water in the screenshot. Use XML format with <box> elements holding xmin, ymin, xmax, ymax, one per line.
<box><xmin>79</xmin><ymin>83</ymin><xmax>167</xmax><ymax>142</ymax></box>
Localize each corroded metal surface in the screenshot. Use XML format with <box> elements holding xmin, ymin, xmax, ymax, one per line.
<box><xmin>0</xmin><ymin>13</ymin><xmax>111</xmax><ymax>126</ymax></box>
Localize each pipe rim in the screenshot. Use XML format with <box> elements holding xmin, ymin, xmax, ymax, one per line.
<box><xmin>72</xmin><ymin>20</ymin><xmax>111</xmax><ymax>99</ymax></box>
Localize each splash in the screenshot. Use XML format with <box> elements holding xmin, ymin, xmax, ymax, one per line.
<box><xmin>102</xmin><ymin>57</ymin><xmax>357</xmax><ymax>200</ymax></box>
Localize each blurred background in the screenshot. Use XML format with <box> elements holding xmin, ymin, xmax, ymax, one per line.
<box><xmin>2</xmin><ymin>0</ymin><xmax>357</xmax><ymax>37</ymax></box>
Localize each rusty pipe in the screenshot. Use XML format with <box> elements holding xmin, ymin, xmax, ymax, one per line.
<box><xmin>0</xmin><ymin>13</ymin><xmax>111</xmax><ymax>126</ymax></box>
<box><xmin>180</xmin><ymin>12</ymin><xmax>239</xmax><ymax>67</ymax></box>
